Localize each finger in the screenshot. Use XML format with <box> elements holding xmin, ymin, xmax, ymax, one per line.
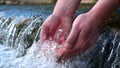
<box><xmin>61</xmin><ymin>30</ymin><xmax>89</xmax><ymax>58</ymax></box>
<box><xmin>74</xmin><ymin>30</ymin><xmax>92</xmax><ymax>53</ymax></box>
<box><xmin>75</xmin><ymin>30</ymin><xmax>87</xmax><ymax>49</ymax></box>
<box><xmin>57</xmin><ymin>46</ymin><xmax>80</xmax><ymax>61</ymax></box>
<box><xmin>60</xmin><ymin>35</ymin><xmax>85</xmax><ymax>59</ymax></box>
<box><xmin>40</xmin><ymin>25</ymin><xmax>49</xmax><ymax>42</ymax></box>
<box><xmin>57</xmin><ymin>31</ymin><xmax>81</xmax><ymax>60</ymax></box>
<box><xmin>57</xmin><ymin>24</ymin><xmax>81</xmax><ymax>60</ymax></box>
<box><xmin>64</xmin><ymin>25</ymin><xmax>80</xmax><ymax>49</ymax></box>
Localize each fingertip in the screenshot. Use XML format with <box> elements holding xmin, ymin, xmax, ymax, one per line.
<box><xmin>40</xmin><ymin>34</ymin><xmax>47</xmax><ymax>43</ymax></box>
<box><xmin>40</xmin><ymin>26</ymin><xmax>48</xmax><ymax>42</ymax></box>
<box><xmin>64</xmin><ymin>43</ymin><xmax>73</xmax><ymax>49</ymax></box>
<box><xmin>65</xmin><ymin>28</ymin><xmax>80</xmax><ymax>49</ymax></box>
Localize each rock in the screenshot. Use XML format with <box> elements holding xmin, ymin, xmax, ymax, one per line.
<box><xmin>0</xmin><ymin>16</ymin><xmax>43</xmax><ymax>57</ymax></box>
<box><xmin>20</xmin><ymin>0</ymin><xmax>56</xmax><ymax>4</ymax></box>
<box><xmin>5</xmin><ymin>0</ymin><xmax>19</xmax><ymax>5</ymax></box>
<box><xmin>0</xmin><ymin>0</ymin><xmax>57</xmax><ymax>4</ymax></box>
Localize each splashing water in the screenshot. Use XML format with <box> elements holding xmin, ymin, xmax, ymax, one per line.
<box><xmin>0</xmin><ymin>5</ymin><xmax>120</xmax><ymax>68</ymax></box>
<box><xmin>0</xmin><ymin>15</ymin><xmax>120</xmax><ymax>68</ymax></box>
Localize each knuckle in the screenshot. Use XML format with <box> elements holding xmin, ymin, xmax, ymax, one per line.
<box><xmin>72</xmin><ymin>22</ymin><xmax>79</xmax><ymax>29</ymax></box>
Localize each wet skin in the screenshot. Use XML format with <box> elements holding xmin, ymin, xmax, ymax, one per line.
<box><xmin>40</xmin><ymin>0</ymin><xmax>120</xmax><ymax>61</ymax></box>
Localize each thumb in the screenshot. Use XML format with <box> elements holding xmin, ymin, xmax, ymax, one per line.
<box><xmin>64</xmin><ymin>26</ymin><xmax>80</xmax><ymax>49</ymax></box>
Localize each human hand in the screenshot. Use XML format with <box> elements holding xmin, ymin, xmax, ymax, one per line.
<box><xmin>40</xmin><ymin>14</ymin><xmax>73</xmax><ymax>44</ymax></box>
<box><xmin>57</xmin><ymin>13</ymin><xmax>102</xmax><ymax>61</ymax></box>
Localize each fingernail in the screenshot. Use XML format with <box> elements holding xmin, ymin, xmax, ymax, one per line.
<box><xmin>64</xmin><ymin>43</ymin><xmax>73</xmax><ymax>49</ymax></box>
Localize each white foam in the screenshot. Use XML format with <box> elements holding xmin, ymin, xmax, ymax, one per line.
<box><xmin>0</xmin><ymin>40</ymin><xmax>84</xmax><ymax>68</ymax></box>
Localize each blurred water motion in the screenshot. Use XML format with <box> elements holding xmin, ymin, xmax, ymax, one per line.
<box><xmin>0</xmin><ymin>4</ymin><xmax>120</xmax><ymax>68</ymax></box>
<box><xmin>0</xmin><ymin>4</ymin><xmax>54</xmax><ymax>19</ymax></box>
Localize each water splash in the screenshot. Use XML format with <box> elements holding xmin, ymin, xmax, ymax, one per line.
<box><xmin>0</xmin><ymin>16</ymin><xmax>43</xmax><ymax>57</ymax></box>
<box><xmin>0</xmin><ymin>16</ymin><xmax>120</xmax><ymax>68</ymax></box>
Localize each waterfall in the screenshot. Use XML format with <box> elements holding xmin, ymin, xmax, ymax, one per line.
<box><xmin>0</xmin><ymin>4</ymin><xmax>120</xmax><ymax>68</ymax></box>
<box><xmin>0</xmin><ymin>16</ymin><xmax>43</xmax><ymax>57</ymax></box>
<box><xmin>0</xmin><ymin>16</ymin><xmax>120</xmax><ymax>68</ymax></box>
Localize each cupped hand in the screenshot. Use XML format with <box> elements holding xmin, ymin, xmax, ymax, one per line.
<box><xmin>40</xmin><ymin>14</ymin><xmax>73</xmax><ymax>44</ymax></box>
<box><xmin>57</xmin><ymin>13</ymin><xmax>102</xmax><ymax>61</ymax></box>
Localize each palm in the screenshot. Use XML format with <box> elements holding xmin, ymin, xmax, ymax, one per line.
<box><xmin>40</xmin><ymin>14</ymin><xmax>72</xmax><ymax>44</ymax></box>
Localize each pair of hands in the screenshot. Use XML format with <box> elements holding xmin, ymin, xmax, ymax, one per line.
<box><xmin>40</xmin><ymin>13</ymin><xmax>101</xmax><ymax>61</ymax></box>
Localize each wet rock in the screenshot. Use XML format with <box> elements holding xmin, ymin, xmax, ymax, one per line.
<box><xmin>5</xmin><ymin>0</ymin><xmax>19</xmax><ymax>5</ymax></box>
<box><xmin>84</xmin><ymin>28</ymin><xmax>120</xmax><ymax>68</ymax></box>
<box><xmin>0</xmin><ymin>16</ymin><xmax>43</xmax><ymax>57</ymax></box>
<box><xmin>15</xmin><ymin>17</ymin><xmax>43</xmax><ymax>57</ymax></box>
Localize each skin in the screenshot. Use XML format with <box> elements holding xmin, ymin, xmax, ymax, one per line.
<box><xmin>40</xmin><ymin>0</ymin><xmax>120</xmax><ymax>61</ymax></box>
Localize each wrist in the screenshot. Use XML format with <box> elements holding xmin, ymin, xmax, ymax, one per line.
<box><xmin>86</xmin><ymin>11</ymin><xmax>105</xmax><ymax>21</ymax></box>
<box><xmin>52</xmin><ymin>11</ymin><xmax>74</xmax><ymax>19</ymax></box>
<box><xmin>52</xmin><ymin>0</ymin><xmax>80</xmax><ymax>19</ymax></box>
<box><xmin>52</xmin><ymin>12</ymin><xmax>74</xmax><ymax>23</ymax></box>
<box><xmin>86</xmin><ymin>0</ymin><xmax>120</xmax><ymax>25</ymax></box>
<box><xmin>85</xmin><ymin>12</ymin><xmax>104</xmax><ymax>27</ymax></box>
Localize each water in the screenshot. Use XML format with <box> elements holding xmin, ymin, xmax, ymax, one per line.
<box><xmin>0</xmin><ymin>4</ymin><xmax>120</xmax><ymax>68</ymax></box>
<box><xmin>0</xmin><ymin>4</ymin><xmax>54</xmax><ymax>19</ymax></box>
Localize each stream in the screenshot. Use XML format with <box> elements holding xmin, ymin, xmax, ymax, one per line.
<box><xmin>0</xmin><ymin>4</ymin><xmax>120</xmax><ymax>68</ymax></box>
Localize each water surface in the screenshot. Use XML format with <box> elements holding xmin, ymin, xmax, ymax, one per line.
<box><xmin>0</xmin><ymin>4</ymin><xmax>120</xmax><ymax>68</ymax></box>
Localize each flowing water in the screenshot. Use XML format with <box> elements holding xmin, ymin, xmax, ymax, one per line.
<box><xmin>0</xmin><ymin>4</ymin><xmax>120</xmax><ymax>68</ymax></box>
